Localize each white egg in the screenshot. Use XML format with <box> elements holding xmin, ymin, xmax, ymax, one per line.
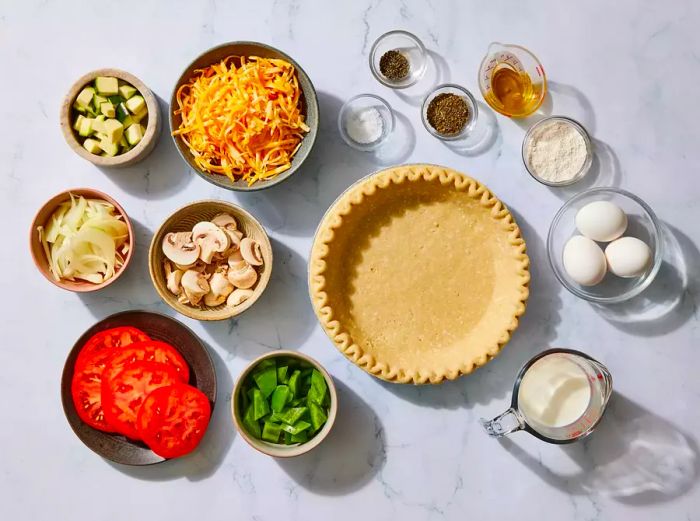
<box><xmin>562</xmin><ymin>235</ymin><xmax>607</xmax><ymax>286</ymax></box>
<box><xmin>605</xmin><ymin>237</ymin><xmax>652</xmax><ymax>277</ymax></box>
<box><xmin>575</xmin><ymin>201</ymin><xmax>627</xmax><ymax>242</ymax></box>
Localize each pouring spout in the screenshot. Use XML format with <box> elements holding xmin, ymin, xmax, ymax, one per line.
<box><xmin>480</xmin><ymin>407</ymin><xmax>526</xmax><ymax>438</ymax></box>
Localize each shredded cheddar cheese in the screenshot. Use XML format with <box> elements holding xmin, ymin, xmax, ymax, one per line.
<box><xmin>173</xmin><ymin>56</ymin><xmax>310</xmax><ymax>185</ymax></box>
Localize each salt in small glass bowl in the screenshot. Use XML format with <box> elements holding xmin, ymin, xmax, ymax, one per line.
<box><xmin>369</xmin><ymin>30</ymin><xmax>427</xmax><ymax>89</ymax></box>
<box><xmin>522</xmin><ymin>116</ymin><xmax>593</xmax><ymax>187</ymax></box>
<box><xmin>338</xmin><ymin>94</ymin><xmax>395</xmax><ymax>151</ymax></box>
<box><xmin>421</xmin><ymin>84</ymin><xmax>479</xmax><ymax>141</ymax></box>
<box><xmin>547</xmin><ymin>187</ymin><xmax>663</xmax><ymax>304</ymax></box>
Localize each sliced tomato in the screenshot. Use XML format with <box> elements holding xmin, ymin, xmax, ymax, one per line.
<box><xmin>101</xmin><ymin>361</ymin><xmax>181</xmax><ymax>440</ymax></box>
<box><xmin>76</xmin><ymin>326</ymin><xmax>150</xmax><ymax>368</ymax></box>
<box><xmin>71</xmin><ymin>350</ymin><xmax>117</xmax><ymax>433</ymax></box>
<box><xmin>137</xmin><ymin>384</ymin><xmax>211</xmax><ymax>459</ymax></box>
<box><xmin>103</xmin><ymin>341</ymin><xmax>190</xmax><ymax>384</ymax></box>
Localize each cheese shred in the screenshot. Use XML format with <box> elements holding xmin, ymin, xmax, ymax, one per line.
<box><xmin>173</xmin><ymin>56</ymin><xmax>310</xmax><ymax>185</ymax></box>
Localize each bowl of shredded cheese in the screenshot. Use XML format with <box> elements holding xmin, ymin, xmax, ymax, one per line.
<box><xmin>170</xmin><ymin>42</ymin><xmax>319</xmax><ymax>191</ymax></box>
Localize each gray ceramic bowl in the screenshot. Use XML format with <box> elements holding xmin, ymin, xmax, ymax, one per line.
<box><xmin>170</xmin><ymin>42</ymin><xmax>319</xmax><ymax>192</ymax></box>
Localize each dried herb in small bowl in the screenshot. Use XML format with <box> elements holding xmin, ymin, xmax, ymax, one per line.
<box><xmin>379</xmin><ymin>50</ymin><xmax>410</xmax><ymax>81</ymax></box>
<box><xmin>426</xmin><ymin>93</ymin><xmax>469</xmax><ymax>135</ymax></box>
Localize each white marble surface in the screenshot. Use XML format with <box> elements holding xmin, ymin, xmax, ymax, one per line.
<box><xmin>2</xmin><ymin>0</ymin><xmax>699</xmax><ymax>519</ymax></box>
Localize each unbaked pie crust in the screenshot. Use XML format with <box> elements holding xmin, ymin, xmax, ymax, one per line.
<box><xmin>309</xmin><ymin>165</ymin><xmax>530</xmax><ymax>384</ymax></box>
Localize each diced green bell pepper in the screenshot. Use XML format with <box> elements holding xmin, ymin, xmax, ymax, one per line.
<box><xmin>253</xmin><ymin>365</ymin><xmax>277</xmax><ymax>398</ymax></box>
<box><xmin>252</xmin><ymin>388</ymin><xmax>270</xmax><ymax>420</ymax></box>
<box><xmin>262</xmin><ymin>421</ymin><xmax>282</xmax><ymax>443</ymax></box>
<box><xmin>270</xmin><ymin>385</ymin><xmax>290</xmax><ymax>413</ymax></box>
<box><xmin>288</xmin><ymin>369</ymin><xmax>301</xmax><ymax>397</ymax></box>
<box><xmin>290</xmin><ymin>431</ymin><xmax>308</xmax><ymax>444</ymax></box>
<box><xmin>280</xmin><ymin>420</ymin><xmax>311</xmax><ymax>436</ymax></box>
<box><xmin>243</xmin><ymin>404</ymin><xmax>261</xmax><ymax>438</ymax></box>
<box><xmin>309</xmin><ymin>401</ymin><xmax>328</xmax><ymax>431</ymax></box>
<box><xmin>308</xmin><ymin>370</ymin><xmax>328</xmax><ymax>404</ymax></box>
<box><xmin>277</xmin><ymin>406</ymin><xmax>307</xmax><ymax>426</ymax></box>
<box><xmin>277</xmin><ymin>365</ymin><xmax>288</xmax><ymax>384</ymax></box>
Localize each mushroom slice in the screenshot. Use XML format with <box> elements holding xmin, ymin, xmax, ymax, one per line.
<box><xmin>181</xmin><ymin>269</ymin><xmax>210</xmax><ymax>306</ymax></box>
<box><xmin>227</xmin><ymin>264</ymin><xmax>258</xmax><ymax>289</ymax></box>
<box><xmin>240</xmin><ymin>238</ymin><xmax>264</xmax><ymax>266</ymax></box>
<box><xmin>228</xmin><ymin>249</ymin><xmax>244</xmax><ymax>268</ymax></box>
<box><xmin>164</xmin><ymin>261</ymin><xmax>184</xmax><ymax>296</ymax></box>
<box><xmin>227</xmin><ymin>288</ymin><xmax>254</xmax><ymax>307</ymax></box>
<box><xmin>212</xmin><ymin>213</ymin><xmax>238</xmax><ymax>231</ymax></box>
<box><xmin>162</xmin><ymin>232</ymin><xmax>200</xmax><ymax>266</ymax></box>
<box><xmin>192</xmin><ymin>221</ymin><xmax>230</xmax><ymax>264</ymax></box>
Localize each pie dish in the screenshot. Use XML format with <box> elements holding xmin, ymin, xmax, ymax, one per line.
<box><xmin>309</xmin><ymin>164</ymin><xmax>530</xmax><ymax>384</ymax></box>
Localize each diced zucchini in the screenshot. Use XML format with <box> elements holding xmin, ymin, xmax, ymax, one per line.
<box><xmin>94</xmin><ymin>76</ymin><xmax>119</xmax><ymax>96</ymax></box>
<box><xmin>78</xmin><ymin>117</ymin><xmax>94</xmax><ymax>137</ymax></box>
<box><xmin>107</xmin><ymin>95</ymin><xmax>123</xmax><ymax>105</ymax></box>
<box><xmin>92</xmin><ymin>118</ymin><xmax>105</xmax><ymax>134</ymax></box>
<box><xmin>73</xmin><ymin>114</ymin><xmax>86</xmax><ymax>132</ymax></box>
<box><xmin>75</xmin><ymin>86</ymin><xmax>95</xmax><ymax>108</ymax></box>
<box><xmin>115</xmin><ymin>102</ymin><xmax>130</xmax><ymax>122</ymax></box>
<box><xmin>125</xmin><ymin>95</ymin><xmax>146</xmax><ymax>115</ymax></box>
<box><xmin>118</xmin><ymin>84</ymin><xmax>137</xmax><ymax>99</ymax></box>
<box><xmin>100</xmin><ymin>102</ymin><xmax>115</xmax><ymax>118</ymax></box>
<box><xmin>121</xmin><ymin>115</ymin><xmax>134</xmax><ymax>128</ymax></box>
<box><xmin>124</xmin><ymin>123</ymin><xmax>144</xmax><ymax>146</ymax></box>
<box><xmin>130</xmin><ymin>109</ymin><xmax>147</xmax><ymax>123</ymax></box>
<box><xmin>119</xmin><ymin>135</ymin><xmax>128</xmax><ymax>147</ymax></box>
<box><xmin>82</xmin><ymin>138</ymin><xmax>101</xmax><ymax>154</ymax></box>
<box><xmin>98</xmin><ymin>137</ymin><xmax>119</xmax><ymax>156</ymax></box>
<box><xmin>73</xmin><ymin>101</ymin><xmax>87</xmax><ymax>114</ymax></box>
<box><xmin>102</xmin><ymin>119</ymin><xmax>124</xmax><ymax>143</ymax></box>
<box><xmin>92</xmin><ymin>94</ymin><xmax>107</xmax><ymax>111</ymax></box>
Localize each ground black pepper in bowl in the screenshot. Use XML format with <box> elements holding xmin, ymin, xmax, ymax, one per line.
<box><xmin>426</xmin><ymin>93</ymin><xmax>469</xmax><ymax>135</ymax></box>
<box><xmin>379</xmin><ymin>50</ymin><xmax>410</xmax><ymax>81</ymax></box>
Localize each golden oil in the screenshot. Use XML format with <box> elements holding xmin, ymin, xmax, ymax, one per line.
<box><xmin>484</xmin><ymin>65</ymin><xmax>544</xmax><ymax>117</ymax></box>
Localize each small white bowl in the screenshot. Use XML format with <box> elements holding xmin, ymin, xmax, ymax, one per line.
<box><xmin>338</xmin><ymin>94</ymin><xmax>395</xmax><ymax>151</ymax></box>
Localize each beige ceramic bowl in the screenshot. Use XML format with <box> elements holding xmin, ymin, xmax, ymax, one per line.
<box><xmin>61</xmin><ymin>68</ymin><xmax>161</xmax><ymax>167</ymax></box>
<box><xmin>148</xmin><ymin>200</ymin><xmax>272</xmax><ymax>321</ymax></box>
<box><xmin>29</xmin><ymin>188</ymin><xmax>135</xmax><ymax>292</ymax></box>
<box><xmin>231</xmin><ymin>350</ymin><xmax>338</xmax><ymax>458</ymax></box>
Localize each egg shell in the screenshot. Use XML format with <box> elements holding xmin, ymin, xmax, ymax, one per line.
<box><xmin>605</xmin><ymin>236</ymin><xmax>652</xmax><ymax>277</ymax></box>
<box><xmin>562</xmin><ymin>235</ymin><xmax>607</xmax><ymax>286</ymax></box>
<box><xmin>575</xmin><ymin>201</ymin><xmax>628</xmax><ymax>242</ymax></box>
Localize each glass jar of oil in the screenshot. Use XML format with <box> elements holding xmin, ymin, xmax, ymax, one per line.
<box><xmin>478</xmin><ymin>43</ymin><xmax>547</xmax><ymax>118</ymax></box>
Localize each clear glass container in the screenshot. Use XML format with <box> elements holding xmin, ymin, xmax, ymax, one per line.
<box><xmin>338</xmin><ymin>94</ymin><xmax>395</xmax><ymax>151</ymax></box>
<box><xmin>547</xmin><ymin>188</ymin><xmax>663</xmax><ymax>304</ymax></box>
<box><xmin>369</xmin><ymin>30</ymin><xmax>427</xmax><ymax>89</ymax></box>
<box><xmin>420</xmin><ymin>84</ymin><xmax>478</xmax><ymax>141</ymax></box>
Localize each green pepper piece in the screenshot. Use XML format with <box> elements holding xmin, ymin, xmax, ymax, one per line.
<box><xmin>252</xmin><ymin>388</ymin><xmax>270</xmax><ymax>420</ymax></box>
<box><xmin>256</xmin><ymin>359</ymin><xmax>277</xmax><ymax>370</ymax></box>
<box><xmin>290</xmin><ymin>430</ymin><xmax>308</xmax><ymax>444</ymax></box>
<box><xmin>308</xmin><ymin>401</ymin><xmax>328</xmax><ymax>431</ymax></box>
<box><xmin>243</xmin><ymin>404</ymin><xmax>261</xmax><ymax>438</ymax></box>
<box><xmin>307</xmin><ymin>370</ymin><xmax>328</xmax><ymax>404</ymax></box>
<box><xmin>270</xmin><ymin>385</ymin><xmax>291</xmax><ymax>412</ymax></box>
<box><xmin>262</xmin><ymin>421</ymin><xmax>282</xmax><ymax>443</ymax></box>
<box><xmin>246</xmin><ymin>386</ymin><xmax>256</xmax><ymax>402</ymax></box>
<box><xmin>288</xmin><ymin>369</ymin><xmax>302</xmax><ymax>397</ymax></box>
<box><xmin>253</xmin><ymin>365</ymin><xmax>277</xmax><ymax>398</ymax></box>
<box><xmin>289</xmin><ymin>397</ymin><xmax>305</xmax><ymax>407</ymax></box>
<box><xmin>277</xmin><ymin>365</ymin><xmax>289</xmax><ymax>383</ymax></box>
<box><xmin>283</xmin><ymin>431</ymin><xmax>293</xmax><ymax>445</ymax></box>
<box><xmin>300</xmin><ymin>367</ymin><xmax>313</xmax><ymax>378</ymax></box>
<box><xmin>277</xmin><ymin>406</ymin><xmax>307</xmax><ymax>425</ymax></box>
<box><xmin>280</xmin><ymin>420</ymin><xmax>311</xmax><ymax>435</ymax></box>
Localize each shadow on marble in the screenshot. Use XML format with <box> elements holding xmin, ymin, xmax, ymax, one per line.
<box><xmin>547</xmin><ymin>139</ymin><xmax>622</xmax><ymax>200</ymax></box>
<box><xmin>498</xmin><ymin>393</ymin><xmax>698</xmax><ymax>505</ymax></box>
<box><xmin>548</xmin><ymin>81</ymin><xmax>597</xmax><ymax>135</ymax></box>
<box><xmin>107</xmin><ymin>345</ymin><xmax>235</xmax><ymax>481</ymax></box>
<box><xmin>593</xmin><ymin>223</ymin><xmax>698</xmax><ymax>336</ymax></box>
<box><xmin>393</xmin><ymin>50</ymin><xmax>451</xmax><ymax>107</ymax></box>
<box><xmin>441</xmin><ymin>101</ymin><xmax>500</xmax><ymax>157</ymax></box>
<box><xmin>381</xmin><ymin>210</ymin><xmax>562</xmax><ymax>408</ymax></box>
<box><xmin>373</xmin><ymin>109</ymin><xmax>415</xmax><ymax>165</ymax></box>
<box><xmin>97</xmin><ymin>94</ymin><xmax>193</xmax><ymax>200</ymax></box>
<box><xmin>248</xmin><ymin>91</ymin><xmax>379</xmax><ymax>237</ymax></box>
<box><xmin>201</xmin><ymin>238</ymin><xmax>316</xmax><ymax>358</ymax></box>
<box><xmin>276</xmin><ymin>379</ymin><xmax>385</xmax><ymax>495</ymax></box>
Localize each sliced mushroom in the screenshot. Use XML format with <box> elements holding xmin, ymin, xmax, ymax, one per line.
<box><xmin>203</xmin><ymin>271</ymin><xmax>234</xmax><ymax>307</ymax></box>
<box><xmin>228</xmin><ymin>249</ymin><xmax>244</xmax><ymax>267</ymax></box>
<box><xmin>227</xmin><ymin>288</ymin><xmax>254</xmax><ymax>307</ymax></box>
<box><xmin>162</xmin><ymin>232</ymin><xmax>200</xmax><ymax>266</ymax></box>
<box><xmin>192</xmin><ymin>221</ymin><xmax>230</xmax><ymax>264</ymax></box>
<box><xmin>227</xmin><ymin>263</ymin><xmax>258</xmax><ymax>289</ymax></box>
<box><xmin>181</xmin><ymin>269</ymin><xmax>210</xmax><ymax>306</ymax></box>
<box><xmin>240</xmin><ymin>238</ymin><xmax>264</xmax><ymax>266</ymax></box>
<box><xmin>164</xmin><ymin>262</ymin><xmax>183</xmax><ymax>296</ymax></box>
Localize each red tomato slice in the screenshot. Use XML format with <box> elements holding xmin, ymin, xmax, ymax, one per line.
<box><xmin>101</xmin><ymin>361</ymin><xmax>181</xmax><ymax>440</ymax></box>
<box><xmin>76</xmin><ymin>326</ymin><xmax>150</xmax><ymax>368</ymax></box>
<box><xmin>71</xmin><ymin>350</ymin><xmax>117</xmax><ymax>433</ymax></box>
<box><xmin>103</xmin><ymin>341</ymin><xmax>190</xmax><ymax>385</ymax></box>
<box><xmin>137</xmin><ymin>384</ymin><xmax>211</xmax><ymax>459</ymax></box>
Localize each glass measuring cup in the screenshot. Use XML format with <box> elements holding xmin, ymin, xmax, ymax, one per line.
<box><xmin>481</xmin><ymin>349</ymin><xmax>612</xmax><ymax>444</ymax></box>
<box><xmin>478</xmin><ymin>42</ymin><xmax>547</xmax><ymax>118</ymax></box>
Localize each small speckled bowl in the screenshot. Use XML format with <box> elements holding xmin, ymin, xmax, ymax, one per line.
<box><xmin>60</xmin><ymin>68</ymin><xmax>161</xmax><ymax>167</ymax></box>
<box><xmin>231</xmin><ymin>350</ymin><xmax>337</xmax><ymax>458</ymax></box>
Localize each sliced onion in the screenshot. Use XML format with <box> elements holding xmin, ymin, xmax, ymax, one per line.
<box><xmin>38</xmin><ymin>195</ymin><xmax>129</xmax><ymax>284</ymax></box>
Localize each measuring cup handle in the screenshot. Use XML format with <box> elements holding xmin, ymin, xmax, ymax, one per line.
<box><xmin>480</xmin><ymin>407</ymin><xmax>525</xmax><ymax>438</ymax></box>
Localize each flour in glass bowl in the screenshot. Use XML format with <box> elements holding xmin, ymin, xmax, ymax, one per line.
<box><xmin>524</xmin><ymin>118</ymin><xmax>590</xmax><ymax>184</ymax></box>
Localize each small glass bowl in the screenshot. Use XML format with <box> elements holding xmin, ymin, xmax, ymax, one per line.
<box><xmin>369</xmin><ymin>30</ymin><xmax>427</xmax><ymax>89</ymax></box>
<box><xmin>421</xmin><ymin>84</ymin><xmax>479</xmax><ymax>141</ymax></box>
<box><xmin>547</xmin><ymin>188</ymin><xmax>663</xmax><ymax>304</ymax></box>
<box><xmin>338</xmin><ymin>94</ymin><xmax>395</xmax><ymax>151</ymax></box>
<box><xmin>522</xmin><ymin>116</ymin><xmax>593</xmax><ymax>186</ymax></box>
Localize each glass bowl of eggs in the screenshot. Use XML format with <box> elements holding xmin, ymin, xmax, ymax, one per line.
<box><xmin>547</xmin><ymin>187</ymin><xmax>663</xmax><ymax>304</ymax></box>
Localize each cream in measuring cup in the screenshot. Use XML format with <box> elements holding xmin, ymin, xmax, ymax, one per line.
<box><xmin>481</xmin><ymin>348</ymin><xmax>612</xmax><ymax>444</ymax></box>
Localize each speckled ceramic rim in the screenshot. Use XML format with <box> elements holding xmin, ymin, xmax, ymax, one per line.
<box><xmin>231</xmin><ymin>350</ymin><xmax>338</xmax><ymax>458</ymax></box>
<box><xmin>369</xmin><ymin>30</ymin><xmax>428</xmax><ymax>89</ymax></box>
<box><xmin>522</xmin><ymin>116</ymin><xmax>593</xmax><ymax>187</ymax></box>
<box><xmin>420</xmin><ymin>84</ymin><xmax>479</xmax><ymax>141</ymax></box>
<box><xmin>60</xmin><ymin>68</ymin><xmax>161</xmax><ymax>167</ymax></box>
<box><xmin>547</xmin><ymin>187</ymin><xmax>664</xmax><ymax>304</ymax></box>
<box><xmin>337</xmin><ymin>93</ymin><xmax>396</xmax><ymax>151</ymax></box>
<box><xmin>29</xmin><ymin>188</ymin><xmax>134</xmax><ymax>293</ymax></box>
<box><xmin>169</xmin><ymin>41</ymin><xmax>319</xmax><ymax>192</ymax></box>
